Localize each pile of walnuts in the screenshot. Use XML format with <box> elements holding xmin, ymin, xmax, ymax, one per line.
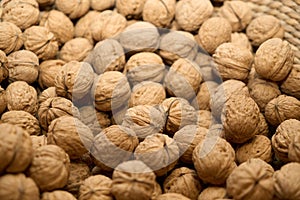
<box><xmin>0</xmin><ymin>0</ymin><xmax>300</xmax><ymax>199</ymax></box>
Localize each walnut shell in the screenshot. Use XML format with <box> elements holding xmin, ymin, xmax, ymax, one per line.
<box><xmin>7</xmin><ymin>50</ymin><xmax>39</xmax><ymax>84</ymax></box>
<box><xmin>90</xmin><ymin>125</ymin><xmax>139</xmax><ymax>171</ymax></box>
<box><xmin>38</xmin><ymin>97</ymin><xmax>80</xmax><ymax>131</ymax></box>
<box><xmin>59</xmin><ymin>38</ymin><xmax>93</xmax><ymax>62</ymax></box>
<box><xmin>1</xmin><ymin>0</ymin><xmax>39</xmax><ymax>30</ymax></box>
<box><xmin>129</xmin><ymin>81</ymin><xmax>166</xmax><ymax>107</ymax></box>
<box><xmin>111</xmin><ymin>105</ymin><xmax>128</xmax><ymax>125</ymax></box>
<box><xmin>0</xmin><ymin>123</ymin><xmax>32</xmax><ymax>173</ymax></box>
<box><xmin>91</xmin><ymin>0</ymin><xmax>115</xmax><ymax>11</ymax></box>
<box><xmin>160</xmin><ymin>97</ymin><xmax>197</xmax><ymax>135</ymax></box>
<box><xmin>197</xmin><ymin>17</ymin><xmax>232</xmax><ymax>54</ymax></box>
<box><xmin>38</xmin><ymin>87</ymin><xmax>57</xmax><ymax>104</ymax></box>
<box><xmin>6</xmin><ymin>81</ymin><xmax>38</xmax><ymax>115</ymax></box>
<box><xmin>198</xmin><ymin>187</ymin><xmax>227</xmax><ymax>200</ymax></box>
<box><xmin>265</xmin><ymin>95</ymin><xmax>300</xmax><ymax>126</ymax></box>
<box><xmin>192</xmin><ymin>137</ymin><xmax>236</xmax><ymax>185</ymax></box>
<box><xmin>173</xmin><ymin>125</ymin><xmax>208</xmax><ymax>164</ymax></box>
<box><xmin>254</xmin><ymin>38</ymin><xmax>294</xmax><ymax>81</ymax></box>
<box><xmin>124</xmin><ymin>52</ymin><xmax>165</xmax><ymax>86</ymax></box>
<box><xmin>226</xmin><ymin>158</ymin><xmax>274</xmax><ymax>200</ymax></box>
<box><xmin>122</xmin><ymin>105</ymin><xmax>166</xmax><ymax>140</ymax></box>
<box><xmin>0</xmin><ymin>86</ymin><xmax>7</xmax><ymax>114</ymax></box>
<box><xmin>281</xmin><ymin>64</ymin><xmax>300</xmax><ymax>99</ymax></box>
<box><xmin>30</xmin><ymin>135</ymin><xmax>47</xmax><ymax>149</ymax></box>
<box><xmin>273</xmin><ymin>162</ymin><xmax>300</xmax><ymax>199</ymax></box>
<box><xmin>246</xmin><ymin>15</ymin><xmax>284</xmax><ymax>46</ymax></box>
<box><xmin>119</xmin><ymin>21</ymin><xmax>160</xmax><ymax>52</ymax></box>
<box><xmin>196</xmin><ymin>110</ymin><xmax>212</xmax><ymax>129</ymax></box>
<box><xmin>55</xmin><ymin>0</ymin><xmax>90</xmax><ymax>19</ymax></box>
<box><xmin>272</xmin><ymin>119</ymin><xmax>300</xmax><ymax>163</ymax></box>
<box><xmin>28</xmin><ymin>144</ymin><xmax>70</xmax><ymax>192</ymax></box>
<box><xmin>230</xmin><ymin>32</ymin><xmax>252</xmax><ymax>52</ymax></box>
<box><xmin>143</xmin><ymin>0</ymin><xmax>175</xmax><ymax>28</ymax></box>
<box><xmin>213</xmin><ymin>42</ymin><xmax>253</xmax><ymax>81</ymax></box>
<box><xmin>134</xmin><ymin>133</ymin><xmax>179</xmax><ymax>176</ymax></box>
<box><xmin>156</xmin><ymin>193</ymin><xmax>191</xmax><ymax>200</ymax></box>
<box><xmin>89</xmin><ymin>39</ymin><xmax>125</xmax><ymax>74</ymax></box>
<box><xmin>152</xmin><ymin>181</ymin><xmax>162</xmax><ymax>199</ymax></box>
<box><xmin>164</xmin><ymin>58</ymin><xmax>202</xmax><ymax>100</ymax></box>
<box><xmin>41</xmin><ymin>190</ymin><xmax>76</xmax><ymax>200</ymax></box>
<box><xmin>175</xmin><ymin>0</ymin><xmax>213</xmax><ymax>32</ymax></box>
<box><xmin>40</xmin><ymin>10</ymin><xmax>74</xmax><ymax>45</ymax></box>
<box><xmin>38</xmin><ymin>59</ymin><xmax>65</xmax><ymax>89</ymax></box>
<box><xmin>91</xmin><ymin>71</ymin><xmax>131</xmax><ymax>111</ymax></box>
<box><xmin>116</xmin><ymin>0</ymin><xmax>146</xmax><ymax>19</ymax></box>
<box><xmin>191</xmin><ymin>81</ymin><xmax>218</xmax><ymax>111</ymax></box>
<box><xmin>23</xmin><ymin>26</ymin><xmax>59</xmax><ymax>60</ymax></box>
<box><xmin>254</xmin><ymin>112</ymin><xmax>269</xmax><ymax>136</ymax></box>
<box><xmin>55</xmin><ymin>61</ymin><xmax>94</xmax><ymax>101</ymax></box>
<box><xmin>112</xmin><ymin>160</ymin><xmax>156</xmax><ymax>200</ymax></box>
<box><xmin>0</xmin><ymin>174</ymin><xmax>39</xmax><ymax>200</ymax></box>
<box><xmin>289</xmin><ymin>133</ymin><xmax>300</xmax><ymax>162</ymax></box>
<box><xmin>0</xmin><ymin>22</ymin><xmax>23</xmax><ymax>54</ymax></box>
<box><xmin>0</xmin><ymin>50</ymin><xmax>8</xmax><ymax>83</ymax></box>
<box><xmin>1</xmin><ymin>110</ymin><xmax>40</xmax><ymax>136</ymax></box>
<box><xmin>47</xmin><ymin>116</ymin><xmax>94</xmax><ymax>160</ymax></box>
<box><xmin>218</xmin><ymin>1</ymin><xmax>252</xmax><ymax>32</ymax></box>
<box><xmin>36</xmin><ymin>0</ymin><xmax>55</xmax><ymax>7</ymax></box>
<box><xmin>163</xmin><ymin>167</ymin><xmax>202</xmax><ymax>200</ymax></box>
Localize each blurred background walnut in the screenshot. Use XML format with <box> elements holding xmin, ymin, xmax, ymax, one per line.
<box><xmin>0</xmin><ymin>22</ymin><xmax>23</xmax><ymax>54</ymax></box>
<box><xmin>38</xmin><ymin>59</ymin><xmax>65</xmax><ymax>89</ymax></box>
<box><xmin>41</xmin><ymin>191</ymin><xmax>76</xmax><ymax>200</ymax></box>
<box><xmin>36</xmin><ymin>0</ymin><xmax>55</xmax><ymax>7</ymax></box>
<box><xmin>59</xmin><ymin>38</ymin><xmax>93</xmax><ymax>62</ymax></box>
<box><xmin>55</xmin><ymin>0</ymin><xmax>90</xmax><ymax>19</ymax></box>
<box><xmin>91</xmin><ymin>0</ymin><xmax>115</xmax><ymax>11</ymax></box>
<box><xmin>156</xmin><ymin>193</ymin><xmax>191</xmax><ymax>200</ymax></box>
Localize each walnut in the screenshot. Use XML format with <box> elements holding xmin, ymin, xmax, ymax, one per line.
<box><xmin>111</xmin><ymin>160</ymin><xmax>156</xmax><ymax>200</ymax></box>
<box><xmin>156</xmin><ymin>193</ymin><xmax>191</xmax><ymax>200</ymax></box>
<box><xmin>59</xmin><ymin>38</ymin><xmax>93</xmax><ymax>62</ymax></box>
<box><xmin>91</xmin><ymin>0</ymin><xmax>115</xmax><ymax>11</ymax></box>
<box><xmin>1</xmin><ymin>110</ymin><xmax>40</xmax><ymax>136</ymax></box>
<box><xmin>231</xmin><ymin>32</ymin><xmax>252</xmax><ymax>52</ymax></box>
<box><xmin>254</xmin><ymin>38</ymin><xmax>294</xmax><ymax>81</ymax></box>
<box><xmin>0</xmin><ymin>174</ymin><xmax>39</xmax><ymax>200</ymax></box>
<box><xmin>91</xmin><ymin>71</ymin><xmax>131</xmax><ymax>112</ymax></box>
<box><xmin>65</xmin><ymin>162</ymin><xmax>90</xmax><ymax>197</ymax></box>
<box><xmin>175</xmin><ymin>0</ymin><xmax>213</xmax><ymax>32</ymax></box>
<box><xmin>0</xmin><ymin>123</ymin><xmax>32</xmax><ymax>173</ymax></box>
<box><xmin>159</xmin><ymin>31</ymin><xmax>198</xmax><ymax>64</ymax></box>
<box><xmin>0</xmin><ymin>86</ymin><xmax>7</xmax><ymax>115</ymax></box>
<box><xmin>207</xmin><ymin>123</ymin><xmax>226</xmax><ymax>138</ymax></box>
<box><xmin>7</xmin><ymin>50</ymin><xmax>39</xmax><ymax>84</ymax></box>
<box><xmin>79</xmin><ymin>175</ymin><xmax>113</xmax><ymax>200</ymax></box>
<box><xmin>0</xmin><ymin>50</ymin><xmax>8</xmax><ymax>83</ymax></box>
<box><xmin>281</xmin><ymin>64</ymin><xmax>300</xmax><ymax>99</ymax></box>
<box><xmin>213</xmin><ymin>42</ymin><xmax>253</xmax><ymax>81</ymax></box>
<box><xmin>173</xmin><ymin>125</ymin><xmax>208</xmax><ymax>164</ymax></box>
<box><xmin>265</xmin><ymin>95</ymin><xmax>300</xmax><ymax>126</ymax></box>
<box><xmin>28</xmin><ymin>145</ymin><xmax>70</xmax><ymax>191</ymax></box>
<box><xmin>192</xmin><ymin>137</ymin><xmax>236</xmax><ymax>185</ymax></box>
<box><xmin>129</xmin><ymin>81</ymin><xmax>166</xmax><ymax>107</ymax></box>
<box><xmin>40</xmin><ymin>10</ymin><xmax>74</xmax><ymax>45</ymax></box>
<box><xmin>41</xmin><ymin>191</ymin><xmax>76</xmax><ymax>200</ymax></box>
<box><xmin>197</xmin><ymin>17</ymin><xmax>232</xmax><ymax>54</ymax></box>
<box><xmin>164</xmin><ymin>58</ymin><xmax>202</xmax><ymax>100</ymax></box>
<box><xmin>38</xmin><ymin>87</ymin><xmax>57</xmax><ymax>104</ymax></box>
<box><xmin>143</xmin><ymin>0</ymin><xmax>176</xmax><ymax>28</ymax></box>
<box><xmin>1</xmin><ymin>0</ymin><xmax>39</xmax><ymax>30</ymax></box>
<box><xmin>289</xmin><ymin>134</ymin><xmax>300</xmax><ymax>162</ymax></box>
<box><xmin>198</xmin><ymin>187</ymin><xmax>227</xmax><ymax>200</ymax></box>
<box><xmin>116</xmin><ymin>0</ymin><xmax>146</xmax><ymax>19</ymax></box>
<box><xmin>191</xmin><ymin>81</ymin><xmax>218</xmax><ymax>111</ymax></box>
<box><xmin>218</xmin><ymin>1</ymin><xmax>252</xmax><ymax>32</ymax></box>
<box><xmin>38</xmin><ymin>60</ymin><xmax>65</xmax><ymax>89</ymax></box>
<box><xmin>47</xmin><ymin>116</ymin><xmax>94</xmax><ymax>160</ymax></box>
<box><xmin>0</xmin><ymin>22</ymin><xmax>23</xmax><ymax>54</ymax></box>
<box><xmin>248</xmin><ymin>78</ymin><xmax>281</xmax><ymax>112</ymax></box>
<box><xmin>111</xmin><ymin>105</ymin><xmax>128</xmax><ymax>125</ymax></box>
<box><xmin>124</xmin><ymin>52</ymin><xmax>165</xmax><ymax>86</ymax></box>
<box><xmin>163</xmin><ymin>167</ymin><xmax>202</xmax><ymax>200</ymax></box>
<box><xmin>271</xmin><ymin>119</ymin><xmax>300</xmax><ymax>162</ymax></box>
<box><xmin>89</xmin><ymin>39</ymin><xmax>125</xmax><ymax>74</ymax></box>
<box><xmin>36</xmin><ymin>0</ymin><xmax>55</xmax><ymax>7</ymax></box>
<box><xmin>23</xmin><ymin>26</ymin><xmax>59</xmax><ymax>60</ymax></box>
<box><xmin>273</xmin><ymin>162</ymin><xmax>300</xmax><ymax>199</ymax></box>
<box><xmin>160</xmin><ymin>97</ymin><xmax>197</xmax><ymax>135</ymax></box>
<box><xmin>246</xmin><ymin>15</ymin><xmax>284</xmax><ymax>46</ymax></box>
<box><xmin>254</xmin><ymin>113</ymin><xmax>269</xmax><ymax>136</ymax></box>
<box><xmin>152</xmin><ymin>181</ymin><xmax>162</xmax><ymax>199</ymax></box>
<box><xmin>226</xmin><ymin>158</ymin><xmax>274</xmax><ymax>200</ymax></box>
<box><xmin>30</xmin><ymin>135</ymin><xmax>47</xmax><ymax>149</ymax></box>
<box><xmin>134</xmin><ymin>133</ymin><xmax>179</xmax><ymax>176</ymax></box>
<box><xmin>91</xmin><ymin>10</ymin><xmax>127</xmax><ymax>42</ymax></box>
<box><xmin>6</xmin><ymin>81</ymin><xmax>38</xmax><ymax>115</ymax></box>
<box><xmin>90</xmin><ymin>125</ymin><xmax>139</xmax><ymax>171</ymax></box>
<box><xmin>196</xmin><ymin>110</ymin><xmax>212</xmax><ymax>129</ymax></box>
<box><xmin>55</xmin><ymin>61</ymin><xmax>95</xmax><ymax>101</ymax></box>
<box><xmin>55</xmin><ymin>0</ymin><xmax>90</xmax><ymax>19</ymax></box>
<box><xmin>38</xmin><ymin>96</ymin><xmax>80</xmax><ymax>131</ymax></box>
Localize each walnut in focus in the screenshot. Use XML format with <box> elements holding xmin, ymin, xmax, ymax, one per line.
<box><xmin>111</xmin><ymin>160</ymin><xmax>156</xmax><ymax>200</ymax></box>
<box><xmin>175</xmin><ymin>0</ymin><xmax>213</xmax><ymax>32</ymax></box>
<box><xmin>281</xmin><ymin>64</ymin><xmax>300</xmax><ymax>99</ymax></box>
<box><xmin>1</xmin><ymin>0</ymin><xmax>39</xmax><ymax>30</ymax></box>
<box><xmin>6</xmin><ymin>81</ymin><xmax>38</xmax><ymax>115</ymax></box>
<box><xmin>198</xmin><ymin>187</ymin><xmax>227</xmax><ymax>200</ymax></box>
<box><xmin>41</xmin><ymin>191</ymin><xmax>76</xmax><ymax>200</ymax></box>
<box><xmin>91</xmin><ymin>0</ymin><xmax>115</xmax><ymax>11</ymax></box>
<box><xmin>38</xmin><ymin>59</ymin><xmax>65</xmax><ymax>89</ymax></box>
<box><xmin>191</xmin><ymin>81</ymin><xmax>218</xmax><ymax>111</ymax></box>
<box><xmin>38</xmin><ymin>87</ymin><xmax>57</xmax><ymax>104</ymax></box>
<box><xmin>55</xmin><ymin>0</ymin><xmax>90</xmax><ymax>19</ymax></box>
<box><xmin>7</xmin><ymin>50</ymin><xmax>39</xmax><ymax>84</ymax></box>
<box><xmin>116</xmin><ymin>0</ymin><xmax>146</xmax><ymax>19</ymax></box>
<box><xmin>59</xmin><ymin>38</ymin><xmax>93</xmax><ymax>62</ymax></box>
<box><xmin>246</xmin><ymin>15</ymin><xmax>284</xmax><ymax>46</ymax></box>
<box><xmin>0</xmin><ymin>22</ymin><xmax>23</xmax><ymax>54</ymax></box>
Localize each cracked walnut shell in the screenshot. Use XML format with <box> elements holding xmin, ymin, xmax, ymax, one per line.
<box><xmin>0</xmin><ymin>22</ymin><xmax>23</xmax><ymax>54</ymax></box>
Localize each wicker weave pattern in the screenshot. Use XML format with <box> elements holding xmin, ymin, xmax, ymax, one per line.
<box><xmin>237</xmin><ymin>0</ymin><xmax>300</xmax><ymax>64</ymax></box>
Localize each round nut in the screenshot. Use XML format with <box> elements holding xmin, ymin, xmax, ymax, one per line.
<box><xmin>281</xmin><ymin>64</ymin><xmax>300</xmax><ymax>99</ymax></box>
<box><xmin>0</xmin><ymin>22</ymin><xmax>23</xmax><ymax>54</ymax></box>
<box><xmin>38</xmin><ymin>59</ymin><xmax>65</xmax><ymax>89</ymax></box>
<box><xmin>30</xmin><ymin>135</ymin><xmax>47</xmax><ymax>150</ymax></box>
<box><xmin>156</xmin><ymin>193</ymin><xmax>191</xmax><ymax>200</ymax></box>
<box><xmin>59</xmin><ymin>38</ymin><xmax>93</xmax><ymax>62</ymax></box>
<box><xmin>191</xmin><ymin>81</ymin><xmax>218</xmax><ymax>111</ymax></box>
<box><xmin>196</xmin><ymin>110</ymin><xmax>212</xmax><ymax>129</ymax></box>
<box><xmin>289</xmin><ymin>134</ymin><xmax>300</xmax><ymax>162</ymax></box>
<box><xmin>254</xmin><ymin>113</ymin><xmax>269</xmax><ymax>136</ymax></box>
<box><xmin>116</xmin><ymin>0</ymin><xmax>146</xmax><ymax>19</ymax></box>
<box><xmin>198</xmin><ymin>187</ymin><xmax>227</xmax><ymax>200</ymax></box>
<box><xmin>41</xmin><ymin>191</ymin><xmax>76</xmax><ymax>200</ymax></box>
<box><xmin>38</xmin><ymin>87</ymin><xmax>57</xmax><ymax>104</ymax></box>
<box><xmin>231</xmin><ymin>32</ymin><xmax>252</xmax><ymax>52</ymax></box>
<box><xmin>55</xmin><ymin>0</ymin><xmax>90</xmax><ymax>19</ymax></box>
<box><xmin>0</xmin><ymin>50</ymin><xmax>9</xmax><ymax>83</ymax></box>
<box><xmin>91</xmin><ymin>0</ymin><xmax>115</xmax><ymax>11</ymax></box>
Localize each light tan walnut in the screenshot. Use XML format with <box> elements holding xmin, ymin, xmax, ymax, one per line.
<box><xmin>0</xmin><ymin>22</ymin><xmax>23</xmax><ymax>54</ymax></box>
<box><xmin>254</xmin><ymin>113</ymin><xmax>269</xmax><ymax>136</ymax></box>
<box><xmin>231</xmin><ymin>32</ymin><xmax>252</xmax><ymax>52</ymax></box>
<box><xmin>116</xmin><ymin>0</ymin><xmax>146</xmax><ymax>19</ymax></box>
<box><xmin>59</xmin><ymin>38</ymin><xmax>93</xmax><ymax>62</ymax></box>
<box><xmin>281</xmin><ymin>64</ymin><xmax>300</xmax><ymax>99</ymax></box>
<box><xmin>196</xmin><ymin>110</ymin><xmax>212</xmax><ymax>129</ymax></box>
<box><xmin>289</xmin><ymin>134</ymin><xmax>300</xmax><ymax>162</ymax></box>
<box><xmin>30</xmin><ymin>135</ymin><xmax>47</xmax><ymax>149</ymax></box>
<box><xmin>91</xmin><ymin>0</ymin><xmax>115</xmax><ymax>11</ymax></box>
<box><xmin>191</xmin><ymin>81</ymin><xmax>218</xmax><ymax>111</ymax></box>
<box><xmin>156</xmin><ymin>193</ymin><xmax>191</xmax><ymax>200</ymax></box>
<box><xmin>198</xmin><ymin>187</ymin><xmax>227</xmax><ymax>200</ymax></box>
<box><xmin>0</xmin><ymin>50</ymin><xmax>8</xmax><ymax>84</ymax></box>
<box><xmin>55</xmin><ymin>0</ymin><xmax>90</xmax><ymax>19</ymax></box>
<box><xmin>38</xmin><ymin>59</ymin><xmax>65</xmax><ymax>89</ymax></box>
<box><xmin>41</xmin><ymin>191</ymin><xmax>76</xmax><ymax>200</ymax></box>
<box><xmin>38</xmin><ymin>87</ymin><xmax>57</xmax><ymax>104</ymax></box>
<box><xmin>36</xmin><ymin>0</ymin><xmax>55</xmax><ymax>7</ymax></box>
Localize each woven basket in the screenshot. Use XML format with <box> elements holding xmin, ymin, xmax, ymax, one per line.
<box><xmin>237</xmin><ymin>0</ymin><xmax>300</xmax><ymax>64</ymax></box>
